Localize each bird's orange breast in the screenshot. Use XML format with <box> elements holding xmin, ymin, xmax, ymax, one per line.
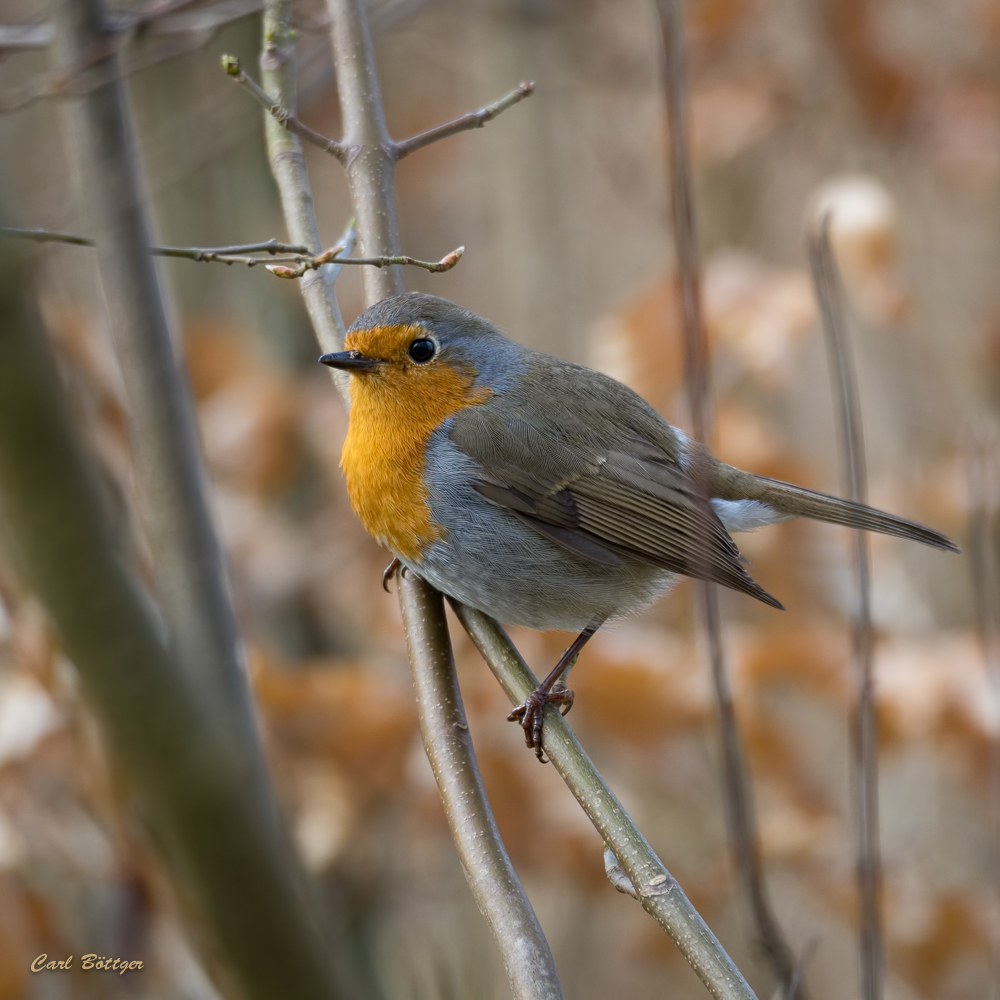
<box><xmin>339</xmin><ymin>325</ymin><xmax>491</xmax><ymax>561</ymax></box>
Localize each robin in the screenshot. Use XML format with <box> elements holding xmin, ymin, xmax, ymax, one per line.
<box><xmin>321</xmin><ymin>292</ymin><xmax>958</xmax><ymax>760</ymax></box>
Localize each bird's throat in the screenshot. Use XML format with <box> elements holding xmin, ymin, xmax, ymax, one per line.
<box><xmin>340</xmin><ymin>365</ymin><xmax>490</xmax><ymax>561</ymax></box>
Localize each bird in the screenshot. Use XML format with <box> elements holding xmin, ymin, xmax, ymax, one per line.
<box><xmin>320</xmin><ymin>292</ymin><xmax>959</xmax><ymax>760</ymax></box>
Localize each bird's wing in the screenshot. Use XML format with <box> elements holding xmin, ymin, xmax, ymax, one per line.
<box><xmin>448</xmin><ymin>385</ymin><xmax>783</xmax><ymax>609</ymax></box>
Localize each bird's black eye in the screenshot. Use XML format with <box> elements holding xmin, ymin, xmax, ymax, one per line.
<box><xmin>408</xmin><ymin>338</ymin><xmax>436</xmax><ymax>363</ymax></box>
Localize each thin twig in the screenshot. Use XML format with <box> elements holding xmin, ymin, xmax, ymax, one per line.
<box><xmin>266</xmin><ymin>244</ymin><xmax>464</xmax><ymax>278</ymax></box>
<box><xmin>453</xmin><ymin>603</ymin><xmax>760</xmax><ymax>1000</ymax></box>
<box><xmin>1</xmin><ymin>226</ymin><xmax>309</xmax><ymax>256</ymax></box>
<box><xmin>223</xmin><ymin>54</ymin><xmax>347</xmax><ymax>162</ymax></box>
<box><xmin>1</xmin><ymin>225</ymin><xmax>458</xmax><ymax>274</ymax></box>
<box><xmin>0</xmin><ymin>0</ymin><xmax>261</xmax><ymax>51</ymax></box>
<box><xmin>967</xmin><ymin>436</ymin><xmax>1000</xmax><ymax>998</ymax></box>
<box><xmin>808</xmin><ymin>216</ymin><xmax>882</xmax><ymax>1000</ymax></box>
<box><xmin>394</xmin><ymin>81</ymin><xmax>535</xmax><ymax>159</ymax></box>
<box><xmin>657</xmin><ymin>2</ymin><xmax>803</xmax><ymax>994</ymax></box>
<box><xmin>259</xmin><ymin>0</ymin><xmax>350</xmax><ymax>390</ymax></box>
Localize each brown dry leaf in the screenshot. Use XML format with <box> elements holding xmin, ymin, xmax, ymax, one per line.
<box><xmin>588</xmin><ymin>276</ymin><xmax>683</xmax><ymax>420</ymax></box>
<box><xmin>0</xmin><ymin>873</ymin><xmax>58</xmax><ymax>1000</ymax></box>
<box><xmin>875</xmin><ymin>633</ymin><xmax>995</xmax><ymax>752</ymax></box>
<box><xmin>199</xmin><ymin>373</ymin><xmax>303</xmax><ymax>496</ymax></box>
<box><xmin>571</xmin><ymin>627</ymin><xmax>711</xmax><ymax>747</ymax></box>
<box><xmin>890</xmin><ymin>892</ymin><xmax>993</xmax><ymax>996</ymax></box>
<box><xmin>252</xmin><ymin>651</ymin><xmax>418</xmax><ymax>804</ymax></box>
<box><xmin>755</xmin><ymin>787</ymin><xmax>838</xmax><ymax>862</ymax></box>
<box><xmin>820</xmin><ymin>0</ymin><xmax>917</xmax><ymax>131</ymax></box>
<box><xmin>808</xmin><ymin>174</ymin><xmax>909</xmax><ymax>326</ymax></box>
<box><xmin>733</xmin><ymin>624</ymin><xmax>851</xmax><ymax>702</ymax></box>
<box><xmin>690</xmin><ymin>76</ymin><xmax>778</xmax><ymax>166</ymax></box>
<box><xmin>918</xmin><ymin>77</ymin><xmax>1000</xmax><ymax>191</ymax></box>
<box><xmin>703</xmin><ymin>251</ymin><xmax>817</xmax><ymax>384</ymax></box>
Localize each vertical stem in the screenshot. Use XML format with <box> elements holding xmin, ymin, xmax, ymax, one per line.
<box><xmin>261</xmin><ymin>0</ymin><xmax>349</xmax><ymax>368</ymax></box>
<box><xmin>401</xmin><ymin>581</ymin><xmax>562</xmax><ymax>1000</ymax></box>
<box><xmin>809</xmin><ymin>220</ymin><xmax>882</xmax><ymax>1000</ymax></box>
<box><xmin>51</xmin><ymin>0</ymin><xmax>256</xmax><ymax>754</ymax></box>
<box><xmin>327</xmin><ymin>0</ymin><xmax>403</xmax><ymax>302</ymax></box>
<box><xmin>968</xmin><ymin>442</ymin><xmax>1000</xmax><ymax>1000</ymax></box>
<box><xmin>323</xmin><ymin>3</ymin><xmax>561</xmax><ymax>994</ymax></box>
<box><xmin>657</xmin><ymin>2</ymin><xmax>802</xmax><ymax>994</ymax></box>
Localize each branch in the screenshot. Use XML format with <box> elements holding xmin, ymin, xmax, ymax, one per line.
<box><xmin>259</xmin><ymin>0</ymin><xmax>349</xmax><ymax>393</ymax></box>
<box><xmin>808</xmin><ymin>216</ymin><xmax>882</xmax><ymax>1000</ymax></box>
<box><xmin>394</xmin><ymin>81</ymin><xmax>535</xmax><ymax>159</ymax></box>
<box><xmin>656</xmin><ymin>2</ymin><xmax>803</xmax><ymax>995</ymax></box>
<box><xmin>452</xmin><ymin>603</ymin><xmax>759</xmax><ymax>1000</ymax></box>
<box><xmin>1</xmin><ymin>225</ymin><xmax>461</xmax><ymax>275</ymax></box>
<box><xmin>967</xmin><ymin>434</ymin><xmax>1000</xmax><ymax>998</ymax></box>
<box><xmin>49</xmin><ymin>2</ymin><xmax>342</xmax><ymax>994</ymax></box>
<box><xmin>329</xmin><ymin>0</ymin><xmax>562</xmax><ymax>1000</ymax></box>
<box><xmin>400</xmin><ymin>577</ymin><xmax>562</xmax><ymax>999</ymax></box>
<box><xmin>223</xmin><ymin>54</ymin><xmax>347</xmax><ymax>162</ymax></box>
<box><xmin>266</xmin><ymin>244</ymin><xmax>463</xmax><ymax>278</ymax></box>
<box><xmin>1</xmin><ymin>225</ymin><xmax>309</xmax><ymax>255</ymax></box>
<box><xmin>0</xmin><ymin>233</ymin><xmax>340</xmax><ymax>1000</ymax></box>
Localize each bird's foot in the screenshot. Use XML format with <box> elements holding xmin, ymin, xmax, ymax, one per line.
<box><xmin>508</xmin><ymin>684</ymin><xmax>575</xmax><ymax>763</ymax></box>
<box><xmin>382</xmin><ymin>557</ymin><xmax>402</xmax><ymax>593</ymax></box>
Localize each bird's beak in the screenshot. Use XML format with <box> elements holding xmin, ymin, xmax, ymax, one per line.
<box><xmin>319</xmin><ymin>350</ymin><xmax>382</xmax><ymax>372</ymax></box>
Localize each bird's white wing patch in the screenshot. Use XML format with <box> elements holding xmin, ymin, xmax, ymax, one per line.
<box><xmin>710</xmin><ymin>498</ymin><xmax>792</xmax><ymax>532</ymax></box>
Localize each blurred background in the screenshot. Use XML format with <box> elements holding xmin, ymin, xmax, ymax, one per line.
<box><xmin>0</xmin><ymin>0</ymin><xmax>999</xmax><ymax>997</ymax></box>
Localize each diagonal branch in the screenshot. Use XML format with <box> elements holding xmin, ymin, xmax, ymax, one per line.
<box><xmin>808</xmin><ymin>217</ymin><xmax>882</xmax><ymax>1000</ymax></box>
<box><xmin>223</xmin><ymin>54</ymin><xmax>347</xmax><ymax>162</ymax></box>
<box><xmin>453</xmin><ymin>603</ymin><xmax>759</xmax><ymax>1000</ymax></box>
<box><xmin>656</xmin><ymin>2</ymin><xmax>803</xmax><ymax>995</ymax></box>
<box><xmin>394</xmin><ymin>81</ymin><xmax>535</xmax><ymax>159</ymax></box>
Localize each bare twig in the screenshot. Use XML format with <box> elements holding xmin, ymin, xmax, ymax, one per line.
<box><xmin>394</xmin><ymin>81</ymin><xmax>535</xmax><ymax>159</ymax></box>
<box><xmin>0</xmin><ymin>231</ymin><xmax>340</xmax><ymax>1000</ymax></box>
<box><xmin>656</xmin><ymin>2</ymin><xmax>802</xmax><ymax>994</ymax></box>
<box><xmin>967</xmin><ymin>436</ymin><xmax>1000</xmax><ymax>995</ymax></box>
<box><xmin>266</xmin><ymin>244</ymin><xmax>464</xmax><ymax>278</ymax></box>
<box><xmin>0</xmin><ymin>226</ymin><xmax>97</xmax><ymax>246</ymax></box>
<box><xmin>223</xmin><ymin>54</ymin><xmax>347</xmax><ymax>162</ymax></box>
<box><xmin>1</xmin><ymin>224</ymin><xmax>458</xmax><ymax>275</ymax></box>
<box><xmin>1</xmin><ymin>225</ymin><xmax>309</xmax><ymax>255</ymax></box>
<box><xmin>453</xmin><ymin>603</ymin><xmax>760</xmax><ymax>1000</ymax></box>
<box><xmin>50</xmin><ymin>2</ymin><xmax>343</xmax><ymax>994</ymax></box>
<box><xmin>0</xmin><ymin>0</ymin><xmax>261</xmax><ymax>51</ymax></box>
<box><xmin>259</xmin><ymin>0</ymin><xmax>350</xmax><ymax>391</ymax></box>
<box><xmin>808</xmin><ymin>216</ymin><xmax>881</xmax><ymax>1000</ymax></box>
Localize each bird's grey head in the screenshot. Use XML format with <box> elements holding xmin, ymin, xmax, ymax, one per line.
<box><xmin>319</xmin><ymin>292</ymin><xmax>525</xmax><ymax>390</ymax></box>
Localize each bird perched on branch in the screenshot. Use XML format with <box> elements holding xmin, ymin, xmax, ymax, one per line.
<box><xmin>321</xmin><ymin>292</ymin><xmax>958</xmax><ymax>760</ymax></box>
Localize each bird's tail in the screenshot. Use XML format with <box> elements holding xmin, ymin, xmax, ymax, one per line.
<box><xmin>708</xmin><ymin>461</ymin><xmax>960</xmax><ymax>553</ymax></box>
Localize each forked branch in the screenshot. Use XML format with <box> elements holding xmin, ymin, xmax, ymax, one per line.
<box><xmin>223</xmin><ymin>52</ymin><xmax>533</xmax><ymax>165</ymax></box>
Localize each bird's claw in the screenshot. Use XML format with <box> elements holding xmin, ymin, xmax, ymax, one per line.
<box><xmin>508</xmin><ymin>686</ymin><xmax>575</xmax><ymax>762</ymax></box>
<box><xmin>382</xmin><ymin>557</ymin><xmax>401</xmax><ymax>593</ymax></box>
